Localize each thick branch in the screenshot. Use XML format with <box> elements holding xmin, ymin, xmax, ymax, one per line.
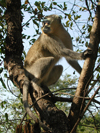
<box><xmin>4</xmin><ymin>0</ymin><xmax>24</xmax><ymax>89</ymax></box>
<box><xmin>68</xmin><ymin>5</ymin><xmax>100</xmax><ymax>132</ymax></box>
<box><xmin>4</xmin><ymin>0</ymin><xmax>69</xmax><ymax>132</ymax></box>
<box><xmin>70</xmin><ymin>86</ymin><xmax>100</xmax><ymax>133</ymax></box>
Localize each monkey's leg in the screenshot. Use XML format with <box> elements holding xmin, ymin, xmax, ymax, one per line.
<box><xmin>26</xmin><ymin>57</ymin><xmax>55</xmax><ymax>82</ymax></box>
<box><xmin>67</xmin><ymin>60</ymin><xmax>82</xmax><ymax>74</ymax></box>
<box><xmin>25</xmin><ymin>57</ymin><xmax>56</xmax><ymax>95</ymax></box>
<box><xmin>43</xmin><ymin>65</ymin><xmax>63</xmax><ymax>86</ymax></box>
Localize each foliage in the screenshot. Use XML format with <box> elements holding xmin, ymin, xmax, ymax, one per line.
<box><xmin>50</xmin><ymin>74</ymin><xmax>78</xmax><ymax>115</ymax></box>
<box><xmin>0</xmin><ymin>84</ymin><xmax>25</xmax><ymax>132</ymax></box>
<box><xmin>0</xmin><ymin>0</ymin><xmax>6</xmax><ymax>56</ymax></box>
<box><xmin>0</xmin><ymin>0</ymin><xmax>100</xmax><ymax>132</ymax></box>
<box><xmin>77</xmin><ymin>111</ymin><xmax>100</xmax><ymax>133</ymax></box>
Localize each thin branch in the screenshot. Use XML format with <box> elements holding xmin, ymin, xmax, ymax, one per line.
<box><xmin>88</xmin><ymin>109</ymin><xmax>97</xmax><ymax>129</ymax></box>
<box><xmin>22</xmin><ymin>16</ymin><xmax>34</xmax><ymax>27</ymax></box>
<box><xmin>69</xmin><ymin>0</ymin><xmax>76</xmax><ymax>14</ymax></box>
<box><xmin>75</xmin><ymin>4</ymin><xmax>88</xmax><ymax>11</ymax></box>
<box><xmin>86</xmin><ymin>63</ymin><xmax>100</xmax><ymax>95</ymax></box>
<box><xmin>85</xmin><ymin>0</ymin><xmax>93</xmax><ymax>21</ymax></box>
<box><xmin>70</xmin><ymin>86</ymin><xmax>100</xmax><ymax>133</ymax></box>
<box><xmin>55</xmin><ymin>92</ymin><xmax>90</xmax><ymax>99</ymax></box>
<box><xmin>28</xmin><ymin>1</ymin><xmax>34</xmax><ymax>12</ymax></box>
<box><xmin>53</xmin><ymin>96</ymin><xmax>72</xmax><ymax>102</ymax></box>
<box><xmin>7</xmin><ymin>78</ymin><xmax>19</xmax><ymax>97</ymax></box>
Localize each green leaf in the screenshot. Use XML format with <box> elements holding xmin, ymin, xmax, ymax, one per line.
<box><xmin>34</xmin><ymin>1</ymin><xmax>40</xmax><ymax>6</ymax></box>
<box><xmin>1</xmin><ymin>102</ymin><xmax>4</xmax><ymax>108</ymax></box>
<box><xmin>53</xmin><ymin>2</ymin><xmax>57</xmax><ymax>5</ymax></box>
<box><xmin>74</xmin><ymin>15</ymin><xmax>81</xmax><ymax>20</ymax></box>
<box><xmin>70</xmin><ymin>22</ymin><xmax>73</xmax><ymax>27</ymax></box>
<box><xmin>0</xmin><ymin>68</ymin><xmax>3</xmax><ymax>73</ymax></box>
<box><xmin>0</xmin><ymin>77</ymin><xmax>6</xmax><ymax>89</ymax></box>
<box><xmin>49</xmin><ymin>3</ymin><xmax>52</xmax><ymax>9</ymax></box>
<box><xmin>33</xmin><ymin>19</ymin><xmax>39</xmax><ymax>28</ymax></box>
<box><xmin>0</xmin><ymin>0</ymin><xmax>6</xmax><ymax>7</ymax></box>
<box><xmin>57</xmin><ymin>4</ymin><xmax>63</xmax><ymax>9</ymax></box>
<box><xmin>82</xmin><ymin>25</ymin><xmax>85</xmax><ymax>29</ymax></box>
<box><xmin>64</xmin><ymin>2</ymin><xmax>66</xmax><ymax>7</ymax></box>
<box><xmin>63</xmin><ymin>2</ymin><xmax>67</xmax><ymax>10</ymax></box>
<box><xmin>88</xmin><ymin>25</ymin><xmax>92</xmax><ymax>33</ymax></box>
<box><xmin>5</xmin><ymin>113</ymin><xmax>8</xmax><ymax>122</ymax></box>
<box><xmin>76</xmin><ymin>36</ymin><xmax>79</xmax><ymax>42</ymax></box>
<box><xmin>68</xmin><ymin>14</ymin><xmax>71</xmax><ymax>21</ymax></box>
<box><xmin>27</xmin><ymin>35</ymin><xmax>30</xmax><ymax>39</ymax></box>
<box><xmin>41</xmin><ymin>2</ymin><xmax>45</xmax><ymax>8</ymax></box>
<box><xmin>66</xmin><ymin>21</ymin><xmax>69</xmax><ymax>27</ymax></box>
<box><xmin>97</xmin><ymin>73</ymin><xmax>100</xmax><ymax>78</ymax></box>
<box><xmin>85</xmin><ymin>42</ymin><xmax>88</xmax><ymax>47</ymax></box>
<box><xmin>1</xmin><ymin>101</ymin><xmax>7</xmax><ymax>108</ymax></box>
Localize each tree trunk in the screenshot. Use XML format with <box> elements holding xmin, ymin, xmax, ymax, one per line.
<box><xmin>68</xmin><ymin>5</ymin><xmax>100</xmax><ymax>133</ymax></box>
<box><xmin>4</xmin><ymin>0</ymin><xmax>69</xmax><ymax>132</ymax></box>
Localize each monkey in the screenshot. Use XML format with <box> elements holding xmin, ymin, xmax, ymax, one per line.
<box><xmin>24</xmin><ymin>14</ymin><xmax>92</xmax><ymax>86</ymax></box>
<box><xmin>23</xmin><ymin>14</ymin><xmax>92</xmax><ymax>129</ymax></box>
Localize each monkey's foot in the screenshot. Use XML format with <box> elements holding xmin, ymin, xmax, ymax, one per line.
<box><xmin>31</xmin><ymin>81</ymin><xmax>44</xmax><ymax>97</ymax></box>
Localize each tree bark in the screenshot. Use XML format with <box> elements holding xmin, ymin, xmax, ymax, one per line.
<box><xmin>4</xmin><ymin>0</ymin><xmax>24</xmax><ymax>89</ymax></box>
<box><xmin>4</xmin><ymin>0</ymin><xmax>69</xmax><ymax>132</ymax></box>
<box><xmin>68</xmin><ymin>5</ymin><xmax>100</xmax><ymax>133</ymax></box>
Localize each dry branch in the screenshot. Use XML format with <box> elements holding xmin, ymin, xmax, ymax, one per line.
<box><xmin>68</xmin><ymin>4</ymin><xmax>100</xmax><ymax>132</ymax></box>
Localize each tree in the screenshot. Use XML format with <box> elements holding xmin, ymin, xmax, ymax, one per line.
<box><xmin>0</xmin><ymin>0</ymin><xmax>100</xmax><ymax>132</ymax></box>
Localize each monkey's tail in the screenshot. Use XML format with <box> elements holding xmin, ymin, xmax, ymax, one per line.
<box><xmin>23</xmin><ymin>76</ymin><xmax>51</xmax><ymax>131</ymax></box>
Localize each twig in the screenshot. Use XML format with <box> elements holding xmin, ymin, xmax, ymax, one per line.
<box><xmin>54</xmin><ymin>92</ymin><xmax>90</xmax><ymax>99</ymax></box>
<box><xmin>86</xmin><ymin>63</ymin><xmax>100</xmax><ymax>95</ymax></box>
<box><xmin>88</xmin><ymin>109</ymin><xmax>97</xmax><ymax>129</ymax></box>
<box><xmin>7</xmin><ymin>78</ymin><xmax>19</xmax><ymax>97</ymax></box>
<box><xmin>70</xmin><ymin>86</ymin><xmax>100</xmax><ymax>133</ymax></box>
<box><xmin>22</xmin><ymin>16</ymin><xmax>34</xmax><ymax>27</ymax></box>
<box><xmin>85</xmin><ymin>0</ymin><xmax>93</xmax><ymax>21</ymax></box>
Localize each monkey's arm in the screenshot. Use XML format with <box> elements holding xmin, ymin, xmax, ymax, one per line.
<box><xmin>46</xmin><ymin>35</ymin><xmax>92</xmax><ymax>60</ymax></box>
<box><xmin>60</xmin><ymin>48</ymin><xmax>83</xmax><ymax>60</ymax></box>
<box><xmin>59</xmin><ymin>46</ymin><xmax>92</xmax><ymax>60</ymax></box>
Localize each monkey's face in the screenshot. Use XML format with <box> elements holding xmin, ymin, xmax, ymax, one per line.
<box><xmin>42</xmin><ymin>19</ymin><xmax>51</xmax><ymax>34</ymax></box>
<box><xmin>41</xmin><ymin>15</ymin><xmax>61</xmax><ymax>35</ymax></box>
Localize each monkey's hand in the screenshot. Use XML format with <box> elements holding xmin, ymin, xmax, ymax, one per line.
<box><xmin>82</xmin><ymin>49</ymin><xmax>93</xmax><ymax>59</ymax></box>
<box><xmin>31</xmin><ymin>81</ymin><xmax>44</xmax><ymax>97</ymax></box>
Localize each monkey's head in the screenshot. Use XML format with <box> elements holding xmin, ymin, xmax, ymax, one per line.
<box><xmin>41</xmin><ymin>15</ymin><xmax>61</xmax><ymax>35</ymax></box>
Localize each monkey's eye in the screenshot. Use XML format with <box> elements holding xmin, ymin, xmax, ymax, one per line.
<box><xmin>42</xmin><ymin>20</ymin><xmax>50</xmax><ymax>26</ymax></box>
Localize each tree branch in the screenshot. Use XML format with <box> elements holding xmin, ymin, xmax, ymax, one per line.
<box><xmin>4</xmin><ymin>1</ymin><xmax>69</xmax><ymax>132</ymax></box>
<box><xmin>70</xmin><ymin>86</ymin><xmax>100</xmax><ymax>133</ymax></box>
<box><xmin>68</xmin><ymin>4</ymin><xmax>100</xmax><ymax>132</ymax></box>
